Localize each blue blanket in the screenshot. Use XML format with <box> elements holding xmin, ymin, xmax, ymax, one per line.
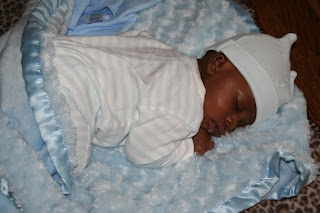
<box><xmin>67</xmin><ymin>0</ymin><xmax>163</xmax><ymax>35</ymax></box>
<box><xmin>0</xmin><ymin>0</ymin><xmax>318</xmax><ymax>212</ymax></box>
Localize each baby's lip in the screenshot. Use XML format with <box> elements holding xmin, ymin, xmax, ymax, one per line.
<box><xmin>207</xmin><ymin>120</ymin><xmax>222</xmax><ymax>136</ymax></box>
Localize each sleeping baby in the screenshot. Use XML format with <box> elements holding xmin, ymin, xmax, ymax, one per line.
<box><xmin>52</xmin><ymin>31</ymin><xmax>297</xmax><ymax>172</ymax></box>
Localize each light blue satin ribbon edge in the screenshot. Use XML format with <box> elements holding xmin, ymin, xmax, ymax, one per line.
<box><xmin>210</xmin><ymin>152</ymin><xmax>311</xmax><ymax>213</ymax></box>
<box><xmin>21</xmin><ymin>0</ymin><xmax>71</xmax><ymax>194</ymax></box>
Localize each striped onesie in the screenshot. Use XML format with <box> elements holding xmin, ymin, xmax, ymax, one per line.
<box><xmin>52</xmin><ymin>31</ymin><xmax>205</xmax><ymax>169</ymax></box>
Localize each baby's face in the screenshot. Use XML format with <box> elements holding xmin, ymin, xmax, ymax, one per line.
<box><xmin>201</xmin><ymin>56</ymin><xmax>256</xmax><ymax>137</ymax></box>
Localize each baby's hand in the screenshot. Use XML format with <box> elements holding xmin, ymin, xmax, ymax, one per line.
<box><xmin>192</xmin><ymin>128</ymin><xmax>214</xmax><ymax>155</ymax></box>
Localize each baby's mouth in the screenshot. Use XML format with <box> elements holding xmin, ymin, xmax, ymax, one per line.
<box><xmin>207</xmin><ymin>120</ymin><xmax>222</xmax><ymax>136</ymax></box>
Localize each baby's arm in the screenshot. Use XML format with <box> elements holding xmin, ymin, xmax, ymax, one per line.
<box><xmin>192</xmin><ymin>128</ymin><xmax>214</xmax><ymax>155</ymax></box>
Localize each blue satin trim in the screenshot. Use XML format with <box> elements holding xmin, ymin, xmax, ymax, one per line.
<box><xmin>211</xmin><ymin>152</ymin><xmax>311</xmax><ymax>212</ymax></box>
<box><xmin>0</xmin><ymin>190</ymin><xmax>19</xmax><ymax>213</ymax></box>
<box><xmin>21</xmin><ymin>0</ymin><xmax>71</xmax><ymax>194</ymax></box>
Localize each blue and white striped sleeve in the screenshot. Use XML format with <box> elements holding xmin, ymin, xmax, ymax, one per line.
<box><xmin>125</xmin><ymin>109</ymin><xmax>195</xmax><ymax>168</ymax></box>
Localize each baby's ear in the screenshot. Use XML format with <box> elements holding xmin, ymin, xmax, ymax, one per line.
<box><xmin>208</xmin><ymin>52</ymin><xmax>227</xmax><ymax>75</ymax></box>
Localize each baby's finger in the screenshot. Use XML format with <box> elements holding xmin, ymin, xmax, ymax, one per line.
<box><xmin>197</xmin><ymin>148</ymin><xmax>206</xmax><ymax>156</ymax></box>
<box><xmin>208</xmin><ymin>140</ymin><xmax>214</xmax><ymax>150</ymax></box>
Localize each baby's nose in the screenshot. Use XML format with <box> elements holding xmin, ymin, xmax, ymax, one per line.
<box><xmin>225</xmin><ymin>114</ymin><xmax>240</xmax><ymax>133</ymax></box>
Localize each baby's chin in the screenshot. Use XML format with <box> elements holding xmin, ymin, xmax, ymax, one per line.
<box><xmin>211</xmin><ymin>129</ymin><xmax>228</xmax><ymax>137</ymax></box>
<box><xmin>211</xmin><ymin>132</ymin><xmax>223</xmax><ymax>137</ymax></box>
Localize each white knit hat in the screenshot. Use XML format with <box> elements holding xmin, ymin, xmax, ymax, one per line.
<box><xmin>202</xmin><ymin>33</ymin><xmax>298</xmax><ymax>125</ymax></box>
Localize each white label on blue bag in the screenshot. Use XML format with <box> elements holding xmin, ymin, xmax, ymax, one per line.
<box><xmin>87</xmin><ymin>13</ymin><xmax>105</xmax><ymax>24</ymax></box>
